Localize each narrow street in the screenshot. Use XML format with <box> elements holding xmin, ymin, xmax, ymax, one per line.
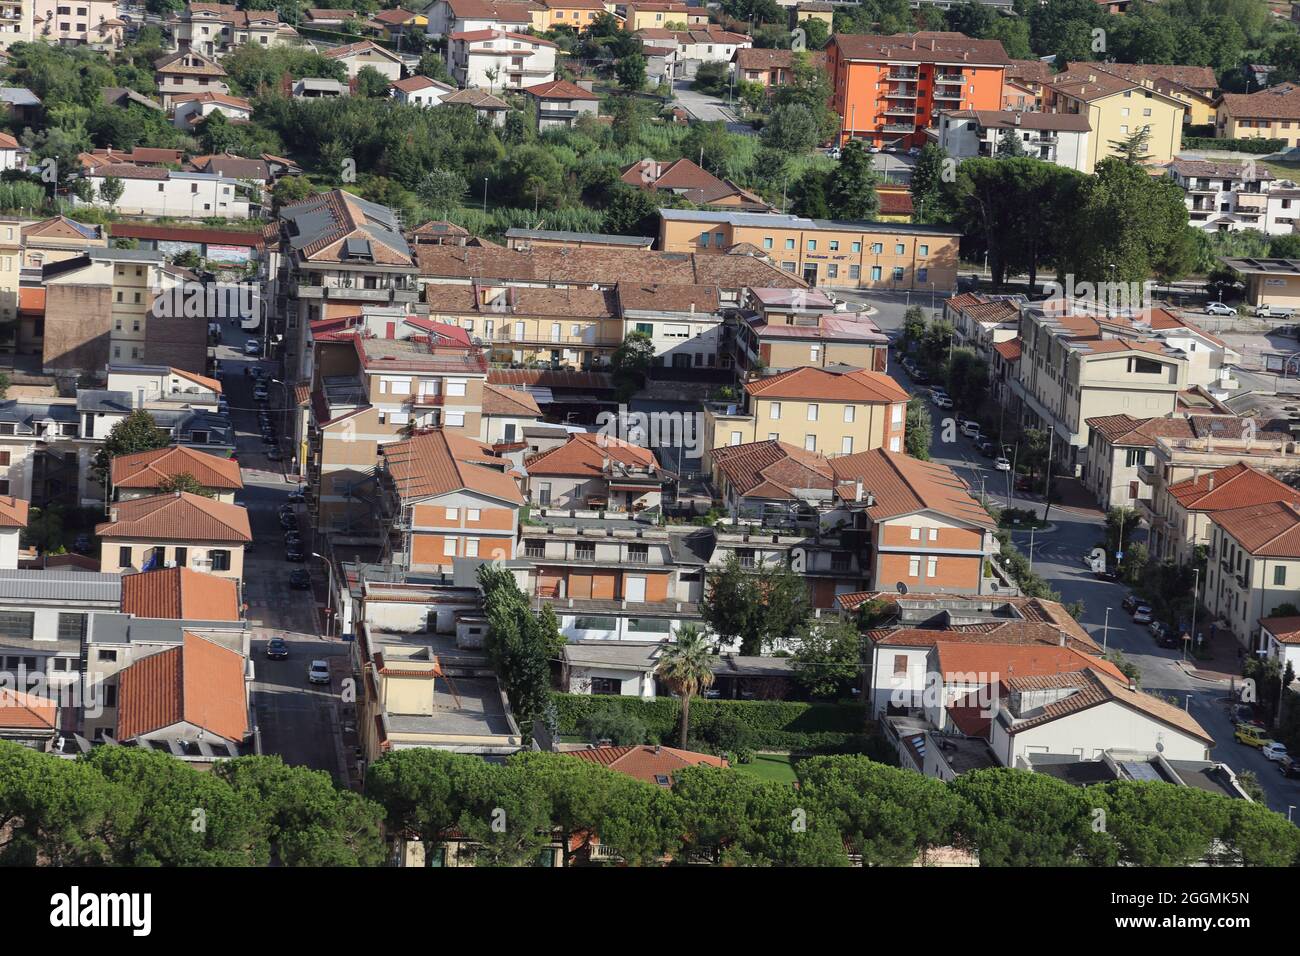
<box><xmin>212</xmin><ymin>323</ymin><xmax>352</xmax><ymax>784</ymax></box>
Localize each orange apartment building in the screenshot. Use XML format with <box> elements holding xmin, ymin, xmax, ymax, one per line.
<box><xmin>828</xmin><ymin>31</ymin><xmax>1011</xmax><ymax>149</ymax></box>
<box><xmin>377</xmin><ymin>428</ymin><xmax>524</xmax><ymax>572</ymax></box>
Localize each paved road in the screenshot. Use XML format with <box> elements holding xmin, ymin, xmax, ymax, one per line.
<box><xmin>213</xmin><ymin>323</ymin><xmax>352</xmax><ymax>783</ymax></box>
<box><xmin>672</xmin><ymin>80</ymin><xmax>755</xmax><ymax>135</ymax></box>
<box><xmin>882</xmin><ymin>356</ymin><xmax>1300</xmax><ymax>816</ymax></box>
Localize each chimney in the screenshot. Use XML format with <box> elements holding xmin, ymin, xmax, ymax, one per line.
<box><xmin>1207</xmin><ymin>476</ymin><xmax>1215</xmax><ymax>492</ymax></box>
<box><xmin>855</xmin><ymin>480</ymin><xmax>863</xmax><ymax>502</ymax></box>
<box><xmin>1128</xmin><ymin>679</ymin><xmax>1138</xmax><ymax>693</ymax></box>
<box><xmin>110</xmin><ymin>508</ymin><xmax>118</xmax><ymax>523</ymax></box>
<box><xmin>1059</xmin><ymin>630</ymin><xmax>1066</xmax><ymax>647</ymax></box>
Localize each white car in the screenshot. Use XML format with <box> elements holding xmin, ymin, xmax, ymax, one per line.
<box><xmin>932</xmin><ymin>394</ymin><xmax>954</xmax><ymax>409</ymax></box>
<box><xmin>959</xmin><ymin>420</ymin><xmax>980</xmax><ymax>438</ymax></box>
<box><xmin>1204</xmin><ymin>301</ymin><xmax>1235</xmax><ymax>316</ymax></box>
<box><xmin>308</xmin><ymin>660</ymin><xmax>331</xmax><ymax>685</ymax></box>
<box><xmin>994</xmin><ymin>457</ymin><xmax>1011</xmax><ymax>471</ymax></box>
<box><xmin>1263</xmin><ymin>741</ymin><xmax>1289</xmax><ymax>762</ymax></box>
<box><xmin>1132</xmin><ymin>607</ymin><xmax>1153</xmax><ymax>625</ymax></box>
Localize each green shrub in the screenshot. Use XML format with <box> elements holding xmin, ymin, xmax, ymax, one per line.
<box><xmin>1182</xmin><ymin>136</ymin><xmax>1286</xmax><ymax>155</ymax></box>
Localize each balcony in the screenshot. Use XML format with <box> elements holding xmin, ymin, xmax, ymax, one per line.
<box><xmin>1236</xmin><ymin>194</ymin><xmax>1267</xmax><ymax>212</ymax></box>
<box><xmin>932</xmin><ymin>89</ymin><xmax>963</xmax><ymax>101</ymax></box>
<box><xmin>886</xmin><ymin>71</ymin><xmax>918</xmax><ymax>81</ymax></box>
<box><xmin>490</xmin><ymin>329</ymin><xmax>618</xmax><ymax>348</ymax></box>
<box><xmin>884</xmin><ymin>88</ymin><xmax>917</xmax><ymax>99</ymax></box>
<box><xmin>1136</xmin><ymin>462</ymin><xmax>1158</xmax><ymax>485</ymax></box>
<box><xmin>882</xmin><ymin>123</ymin><xmax>915</xmax><ymax>133</ymax></box>
<box><xmin>935</xmin><ymin>73</ymin><xmax>964</xmax><ymax>83</ymax></box>
<box><xmin>290</xmin><ymin>275</ymin><xmax>419</xmax><ymax>303</ymax></box>
<box><xmin>883</xmin><ymin>107</ymin><xmax>916</xmax><ymax>117</ymax></box>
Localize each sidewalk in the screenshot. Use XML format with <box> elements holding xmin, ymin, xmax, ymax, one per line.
<box><xmin>1176</xmin><ymin>632</ymin><xmax>1241</xmax><ymax>684</ymax></box>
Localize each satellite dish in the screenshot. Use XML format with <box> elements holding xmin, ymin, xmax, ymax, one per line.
<box><xmin>896</xmin><ymin>582</ymin><xmax>908</xmax><ymax>595</ymax></box>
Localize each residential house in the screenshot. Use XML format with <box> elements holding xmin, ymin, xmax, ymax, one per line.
<box><xmin>523</xmin><ymin>432</ymin><xmax>668</xmax><ymax>513</ymax></box>
<box><xmin>479</xmin><ymin>382</ymin><xmax>542</xmax><ymax>446</ymax></box>
<box><xmin>1044</xmin><ymin>64</ymin><xmax>1185</xmax><ymax>171</ymax></box>
<box><xmin>375</xmin><ymin>428</ymin><xmax>523</xmax><ymax>571</ymax></box>
<box><xmin>118</xmin><ymin>566</ymin><xmax>242</xmax><ymax>622</ymax></box>
<box><xmin>101</xmin><ymin>87</ymin><xmax>164</xmax><ymax>112</ymax></box>
<box><xmin>637</xmin><ymin>26</ymin><xmax>750</xmax><ymax>79</ymax></box>
<box><xmin>504</xmin><ymin>228</ymin><xmax>654</xmax><ymax>251</ymax></box>
<box><xmin>1216</xmin><ymin>84</ymin><xmax>1300</xmax><ymax>149</ymax></box>
<box><xmin>292</xmin><ymin>77</ymin><xmax>348</xmax><ymax>99</ymax></box>
<box><xmin>33</xmin><ymin>0</ymin><xmax>121</xmax><ymax>49</ymax></box>
<box><xmin>944</xmin><ymin>290</ymin><xmax>1024</xmax><ymax>360</ymax></box>
<box><xmin>447</xmin><ymin>28</ymin><xmax>557</xmax><ymax>90</ymax></box>
<box><xmin>169</xmin><ymin>3</ymin><xmax>299</xmax><ymax>56</ymax></box>
<box><xmin>1260</xmin><ymin>615</ymin><xmax>1300</xmax><ymax>676</ymax></box>
<box><xmin>1002</xmin><ymin>57</ymin><xmax>1049</xmax><ymax>110</ymax></box>
<box><xmin>0</xmin><ymin>4</ymin><xmax>31</xmax><ymax>48</ymax></box>
<box><xmin>153</xmin><ymin>50</ymin><xmax>230</xmax><ymax>108</ymax></box>
<box><xmin>390</xmin><ymin>74</ymin><xmax>457</xmax><ymax>107</ymax></box>
<box><xmin>172</xmin><ymin>91</ymin><xmax>253</xmax><ymax>130</ymax></box>
<box><xmin>322</xmin><ymin>40</ymin><xmax>407</xmax><ymax>81</ymax></box>
<box><xmin>616</xmin><ymin>282</ymin><xmax>726</xmax><ymax>369</ymax></box>
<box><xmin>524</xmin><ymin>78</ymin><xmax>599</xmax><ymax>130</ymax></box>
<box><xmin>620</xmin><ymin>157</ymin><xmax>769</xmax><ymax>211</ymax></box>
<box><xmin>72</xmin><ymin>164</ymin><xmax>253</xmax><ymax>220</ymax></box>
<box><xmin>0</xmin><ymin>494</ymin><xmax>28</xmax><ymax>569</ymax></box>
<box><xmin>1206</xmin><ymin>499</ymin><xmax>1300</xmax><ymax>649</ymax></box>
<box><xmin>115</xmin><ymin>631</ymin><xmax>250</xmax><ymax>755</ymax></box>
<box><xmin>560</xmin><ymin>643</ymin><xmax>662</xmax><ymax>697</ymax></box>
<box><xmin>726</xmin><ymin>286</ymin><xmax>890</xmax><ymax>374</ymax></box>
<box><xmin>828</xmin><ymin>31</ymin><xmax>1011</xmax><ymax>149</ymax></box>
<box><xmin>439</xmin><ymin>87</ymin><xmax>510</xmax><ymax>124</ymax></box>
<box><xmin>0</xmin><ymin>87</ymin><xmax>40</xmax><ymax>125</ymax></box>
<box><xmin>368</xmin><ymin>7</ymin><xmax>425</xmax><ymax>39</ymax></box>
<box><xmin>1081</xmin><ymin>61</ymin><xmax>1218</xmax><ymax>127</ymax></box>
<box><xmin>702</xmin><ymin>364</ymin><xmax>909</xmax><ymax>469</ymax></box>
<box><xmin>111</xmin><ymin>444</ymin><xmax>242</xmax><ymax>503</ymax></box>
<box><xmin>935</xmin><ymin>109</ymin><xmax>1092</xmax><ymax>172</ymax></box>
<box><xmin>620</xmin><ymin>2</ymin><xmax>707</xmax><ymax>30</ymax></box>
<box><xmin>731</xmin><ymin>47</ymin><xmax>806</xmax><ymax>90</ymax></box>
<box><xmin>0</xmin><ymin>689</ymin><xmax>58</xmax><ymax>750</ymax></box>
<box><xmin>425</xmin><ymin>0</ymin><xmax>539</xmax><ymax>37</ymax></box>
<box><xmin>96</xmin><ymin>491</ymin><xmax>253</xmax><ymax>579</ymax></box>
<box><xmin>657</xmin><ymin>208</ymin><xmax>961</xmax><ymax>291</ymax></box>
<box><xmin>531</xmin><ymin>0</ymin><xmax>605</xmax><ymax>31</ymax></box>
<box><xmin>1167</xmin><ymin>158</ymin><xmax>1298</xmax><ymax>235</ymax></box>
<box><xmin>563</xmin><ymin>744</ymin><xmax>727</xmax><ymax>783</ymax></box>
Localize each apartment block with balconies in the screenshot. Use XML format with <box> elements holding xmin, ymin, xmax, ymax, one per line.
<box><xmin>1207</xmin><ymin>499</ymin><xmax>1300</xmax><ymax>650</ymax></box>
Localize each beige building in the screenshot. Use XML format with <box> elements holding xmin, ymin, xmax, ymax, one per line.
<box><xmin>703</xmin><ymin>364</ymin><xmax>909</xmax><ymax>470</ymax></box>
<box><xmin>0</xmin><ymin>0</ymin><xmax>33</xmax><ymax>47</ymax></box>
<box><xmin>657</xmin><ymin>209</ymin><xmax>961</xmax><ymax>291</ymax></box>
<box><xmin>1207</xmin><ymin>499</ymin><xmax>1300</xmax><ymax>649</ymax></box>
<box><xmin>34</xmin><ymin>0</ymin><xmax>122</xmax><ymax>49</ymax></box>
<box><xmin>110</xmin><ymin>444</ymin><xmax>241</xmax><ymax>503</ymax></box>
<box><xmin>729</xmin><ymin>286</ymin><xmax>889</xmax><ymax>375</ymax></box>
<box><xmin>1044</xmin><ymin>65</ymin><xmax>1185</xmax><ymax>172</ymax></box>
<box><xmin>170</xmin><ymin>3</ymin><xmax>299</xmax><ymax>56</ymax></box>
<box><xmin>96</xmin><ymin>491</ymin><xmax>253</xmax><ymax>580</ymax></box>
<box><xmin>1216</xmin><ymin>84</ymin><xmax>1300</xmax><ymax>149</ymax></box>
<box><xmin>307</xmin><ymin>331</ymin><xmax>489</xmax><ymax>540</ymax></box>
<box><xmin>1221</xmin><ymin>256</ymin><xmax>1300</xmax><ymax>310</ymax></box>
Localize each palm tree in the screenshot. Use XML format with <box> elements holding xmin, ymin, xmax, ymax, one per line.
<box><xmin>655</xmin><ymin>625</ymin><xmax>715</xmax><ymax>749</ymax></box>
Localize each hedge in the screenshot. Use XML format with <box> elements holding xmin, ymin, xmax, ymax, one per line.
<box><xmin>1181</xmin><ymin>136</ymin><xmax>1287</xmax><ymax>155</ymax></box>
<box><xmin>553</xmin><ymin>693</ymin><xmax>869</xmax><ymax>751</ymax></box>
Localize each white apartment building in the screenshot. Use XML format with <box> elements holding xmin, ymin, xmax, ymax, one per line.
<box><xmin>446</xmin><ymin>28</ymin><xmax>557</xmax><ymax>90</ymax></box>
<box><xmin>74</xmin><ymin>166</ymin><xmax>253</xmax><ymax>220</ymax></box>
<box><xmin>0</xmin><ymin>0</ymin><xmax>33</xmax><ymax>48</ymax></box>
<box><xmin>425</xmin><ymin>0</ymin><xmax>538</xmax><ymax>37</ymax></box>
<box><xmin>1167</xmin><ymin>158</ymin><xmax>1300</xmax><ymax>235</ymax></box>
<box><xmin>33</xmin><ymin>0</ymin><xmax>121</xmax><ymax>49</ymax></box>
<box><xmin>935</xmin><ymin>110</ymin><xmax>1092</xmax><ymax>172</ymax></box>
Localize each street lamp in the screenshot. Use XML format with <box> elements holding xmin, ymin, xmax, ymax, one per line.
<box><xmin>1186</xmin><ymin>566</ymin><xmax>1200</xmax><ymax>664</ymax></box>
<box><xmin>482</xmin><ymin>177</ymin><xmax>488</xmax><ymax>213</ymax></box>
<box><xmin>311</xmin><ymin>551</ymin><xmax>336</xmax><ymax>639</ymax></box>
<box><xmin>1102</xmin><ymin>607</ymin><xmax>1111</xmax><ymax>653</ymax></box>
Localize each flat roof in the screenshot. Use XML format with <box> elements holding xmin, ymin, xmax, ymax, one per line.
<box><xmin>505</xmin><ymin>228</ymin><xmax>653</xmax><ymax>246</ymax></box>
<box><xmin>1221</xmin><ymin>256</ymin><xmax>1300</xmax><ymax>276</ymax></box>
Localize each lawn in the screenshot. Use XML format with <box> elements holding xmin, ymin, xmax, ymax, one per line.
<box><xmin>1259</xmin><ymin>158</ymin><xmax>1300</xmax><ymax>180</ymax></box>
<box><xmin>732</xmin><ymin>753</ymin><xmax>799</xmax><ymax>785</ymax></box>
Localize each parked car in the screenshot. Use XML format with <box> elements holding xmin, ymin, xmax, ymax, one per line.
<box><xmin>1263</xmin><ymin>741</ymin><xmax>1290</xmax><ymax>762</ymax></box>
<box><xmin>1231</xmin><ymin>703</ymin><xmax>1264</xmax><ymax>727</ymax></box>
<box><xmin>958</xmin><ymin>419</ymin><xmax>980</xmax><ymax>438</ymax></box>
<box><xmin>976</xmin><ymin>439</ymin><xmax>995</xmax><ymax>457</ymax></box>
<box><xmin>243</xmin><ymin>339</ymin><xmax>262</xmax><ymax>356</ymax></box>
<box><xmin>285</xmin><ymin>531</ymin><xmax>302</xmax><ymax>546</ymax></box>
<box><xmin>279</xmin><ymin>513</ymin><xmax>296</xmax><ymax>530</ymax></box>
<box><xmin>994</xmin><ymin>457</ymin><xmax>1011</xmax><ymax>471</ymax></box>
<box><xmin>308</xmin><ymin>659</ymin><xmax>330</xmax><ymax>685</ymax></box>
<box><xmin>285</xmin><ymin>545</ymin><xmax>306</xmax><ymax>562</ymax></box>
<box><xmin>1121</xmin><ymin>593</ymin><xmax>1141</xmax><ymax>612</ymax></box>
<box><xmin>932</xmin><ymin>394</ymin><xmax>953</xmax><ymax>409</ymax></box>
<box><xmin>1132</xmin><ymin>607</ymin><xmax>1153</xmax><ymax>624</ymax></box>
<box><xmin>1280</xmin><ymin>755</ymin><xmax>1300</xmax><ymax>778</ymax></box>
<box><xmin>1204</xmin><ymin>301</ymin><xmax>1235</xmax><ymax>316</ymax></box>
<box><xmin>911</xmin><ymin>368</ymin><xmax>929</xmax><ymax>384</ymax></box>
<box><xmin>265</xmin><ymin>637</ymin><xmax>289</xmax><ymax>660</ymax></box>
<box><xmin>1234</xmin><ymin>723</ymin><xmax>1273</xmax><ymax>748</ymax></box>
<box><xmin>289</xmin><ymin>569</ymin><xmax>311</xmax><ymax>590</ymax></box>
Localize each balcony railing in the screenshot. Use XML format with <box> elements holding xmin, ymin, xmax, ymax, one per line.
<box><xmin>490</xmin><ymin>329</ymin><xmax>618</xmax><ymax>348</ymax></box>
<box><xmin>884</xmin><ymin>88</ymin><xmax>917</xmax><ymax>99</ymax></box>
<box><xmin>935</xmin><ymin>73</ymin><xmax>964</xmax><ymax>83</ymax></box>
<box><xmin>886</xmin><ymin>71</ymin><xmax>918</xmax><ymax>80</ymax></box>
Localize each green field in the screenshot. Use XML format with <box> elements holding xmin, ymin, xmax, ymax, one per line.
<box><xmin>732</xmin><ymin>753</ymin><xmax>799</xmax><ymax>785</ymax></box>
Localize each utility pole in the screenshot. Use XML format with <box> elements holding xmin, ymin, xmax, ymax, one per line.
<box><xmin>1042</xmin><ymin>428</ymin><xmax>1054</xmax><ymax>523</ymax></box>
<box><xmin>1028</xmin><ymin>526</ymin><xmax>1036</xmax><ymax>572</ymax></box>
<box><xmin>1186</xmin><ymin>566</ymin><xmax>1200</xmax><ymax>665</ymax></box>
<box><xmin>1102</xmin><ymin>607</ymin><xmax>1111</xmax><ymax>653</ymax></box>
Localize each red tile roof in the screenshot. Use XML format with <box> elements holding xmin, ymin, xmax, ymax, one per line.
<box><xmin>833</xmin><ymin>31</ymin><xmax>1011</xmax><ymax>67</ymax></box>
<box><xmin>992</xmin><ymin>338</ymin><xmax>1021</xmax><ymax>362</ymax></box>
<box><xmin>711</xmin><ymin>440</ymin><xmax>834</xmax><ymax>500</ymax></box>
<box><xmin>0</xmin><ymin>495</ymin><xmax>29</xmax><ymax>528</ymax></box>
<box><xmin>746</xmin><ymin>366</ymin><xmax>909</xmax><ymax>404</ymax></box>
<box><xmin>481</xmin><ymin>382</ymin><xmax>542</xmax><ymax>417</ymax></box>
<box><xmin>524</xmin><ymin>79</ymin><xmax>601</xmax><ymax>100</ymax></box>
<box><xmin>525</xmin><ymin>432</ymin><xmax>659</xmax><ymax>479</ymax></box>
<box><xmin>935</xmin><ymin>641</ymin><xmax>1126</xmax><ymax>683</ymax></box>
<box><xmin>120</xmin><ymin>567</ymin><xmax>241</xmax><ymax>621</ymax></box>
<box><xmin>830</xmin><ymin>448</ymin><xmax>996</xmax><ymax>529</ymax></box>
<box><xmin>111</xmin><ymin>446</ymin><xmax>243</xmax><ymax>492</ymax></box>
<box><xmin>1212</xmin><ymin>500</ymin><xmax>1300</xmax><ymax>557</ymax></box>
<box><xmin>1261</xmin><ymin>616</ymin><xmax>1300</xmax><ymax>644</ymax></box>
<box><xmin>381</xmin><ymin>429</ymin><xmax>524</xmax><ymax>505</ymax></box>
<box><xmin>0</xmin><ymin>689</ymin><xmax>56</xmax><ymax>731</ymax></box>
<box><xmin>1168</xmin><ymin>463</ymin><xmax>1300</xmax><ymax>513</ymax></box>
<box><xmin>564</xmin><ymin>744</ymin><xmax>727</xmax><ymax>784</ymax></box>
<box><xmin>117</xmin><ymin>633</ymin><xmax>248</xmax><ymax>743</ymax></box>
<box><xmin>96</xmin><ymin>492</ymin><xmax>252</xmax><ymax>543</ymax></box>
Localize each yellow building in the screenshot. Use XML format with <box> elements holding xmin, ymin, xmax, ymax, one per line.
<box><xmin>1045</xmin><ymin>67</ymin><xmax>1185</xmax><ymax>172</ymax></box>
<box><xmin>620</xmin><ymin>1</ymin><xmax>706</xmax><ymax>30</ymax></box>
<box><xmin>1078</xmin><ymin>62</ymin><xmax>1218</xmax><ymax>128</ymax></box>
<box><xmin>702</xmin><ymin>364</ymin><xmax>910</xmax><ymax>469</ymax></box>
<box><xmin>658</xmin><ymin>208</ymin><xmax>960</xmax><ymax>291</ymax></box>
<box><xmin>532</xmin><ymin>0</ymin><xmax>607</xmax><ymax>30</ymax></box>
<box><xmin>1217</xmin><ymin>86</ymin><xmax>1300</xmax><ymax>149</ymax></box>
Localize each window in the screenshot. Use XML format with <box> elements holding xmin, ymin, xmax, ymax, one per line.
<box><xmin>96</xmin><ymin>649</ymin><xmax>118</xmax><ymax>663</ymax></box>
<box><xmin>730</xmin><ymin>431</ymin><xmax>743</xmax><ymax>446</ymax></box>
<box><xmin>446</xmin><ymin>379</ymin><xmax>467</xmax><ymax>397</ymax></box>
<box><xmin>1276</xmin><ymin>565</ymin><xmax>1288</xmax><ymax>586</ymax></box>
<box><xmin>870</xmin><ymin>266</ymin><xmax>882</xmax><ymax>281</ymax></box>
<box><xmin>927</xmin><ymin>556</ymin><xmax>938</xmax><ymax>576</ymax></box>
<box><xmin>627</xmin><ymin>544</ymin><xmax>648</xmax><ymax>563</ymax></box>
<box><xmin>871</xmin><ymin>243</ymin><xmax>882</xmax><ymax>254</ymax></box>
<box><xmin>928</xmin><ymin>528</ymin><xmax>938</xmax><ymax>542</ymax></box>
<box><xmin>782</xmin><ymin>261</ymin><xmax>797</xmax><ymax>272</ymax></box>
<box><xmin>769</xmin><ymin>401</ymin><xmax>781</xmax><ymax>420</ymax></box>
<box><xmin>807</xmin><ymin>403</ymin><xmax>818</xmax><ymax>421</ymax></box>
<box><xmin>851</xmin><ymin>241</ymin><xmax>861</xmax><ymax>252</ymax></box>
<box><xmin>889</xmin><ymin>436</ymin><xmax>902</xmax><ymax>452</ymax></box>
<box><xmin>807</xmin><ymin>240</ymin><xmax>817</xmax><ymax>251</ymax></box>
<box><xmin>849</xmin><ymin>265</ymin><xmax>860</xmax><ymax>279</ymax></box>
<box><xmin>841</xmin><ymin>436</ymin><xmax>853</xmax><ymax>455</ymax></box>
<box><xmin>804</xmin><ymin>434</ymin><xmax>816</xmax><ymax>451</ymax></box>
<box><xmin>445</xmin><ymin>508</ymin><xmax>458</xmax><ymax>521</ymax></box>
<box><xmin>919</xmin><ymin>244</ymin><xmax>929</xmax><ymax>256</ymax></box>
<box><xmin>444</xmin><ymin>537</ymin><xmax>457</xmax><ymax>556</ymax></box>
<box><xmin>467</xmin><ymin>509</ymin><xmax>481</xmax><ymax>522</ymax></box>
<box><xmin>575</xmin><ymin>542</ymin><xmax>595</xmax><ymax>561</ymax></box>
<box><xmin>785</xmin><ymin>238</ymin><xmax>795</xmax><ymax>250</ymax></box>
<box><xmin>917</xmin><ymin>268</ymin><xmax>928</xmax><ymax>283</ymax></box>
<box><xmin>537</xmin><ymin>482</ymin><xmax>552</xmax><ymax>506</ymax></box>
<box><xmin>465</xmin><ymin>539</ymin><xmax>479</xmax><ymax>557</ymax></box>
<box><xmin>891</xmin><ymin>403</ymin><xmax>904</xmax><ymax>424</ymax></box>
<box><xmin>57</xmin><ymin>613</ymin><xmax>87</xmax><ymax>642</ymax></box>
<box><xmin>591</xmin><ymin>677</ymin><xmax>621</xmax><ymax>695</ymax></box>
<box><xmin>118</xmin><ymin>546</ymin><xmax>132</xmax><ymax>568</ymax></box>
<box><xmin>908</xmin><ymin>557</ymin><xmax>920</xmax><ymax>577</ymax></box>
<box><xmin>827</xmin><ymin>264</ymin><xmax>838</xmax><ymax>279</ymax></box>
<box><xmin>763</xmin><ymin>237</ymin><xmax>773</xmax><ymax>249</ymax></box>
<box><xmin>209</xmin><ymin>550</ymin><xmax>231</xmax><ymax>571</ymax></box>
<box><xmin>892</xmin><ymin>654</ymin><xmax>908</xmax><ymax>677</ymax></box>
<box><xmin>844</xmin><ymin>405</ymin><xmax>855</xmax><ymax>423</ymax></box>
<box><xmin>0</xmin><ymin>611</ymin><xmax>32</xmax><ymax>641</ymax></box>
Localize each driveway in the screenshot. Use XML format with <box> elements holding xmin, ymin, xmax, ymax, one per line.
<box><xmin>672</xmin><ymin>80</ymin><xmax>755</xmax><ymax>135</ymax></box>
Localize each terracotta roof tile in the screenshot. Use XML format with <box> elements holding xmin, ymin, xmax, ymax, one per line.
<box><xmin>992</xmin><ymin>338</ymin><xmax>1021</xmax><ymax>361</ymax></box>
<box><xmin>1168</xmin><ymin>463</ymin><xmax>1300</xmax><ymax>512</ymax></box>
<box><xmin>0</xmin><ymin>689</ymin><xmax>56</xmax><ymax>731</ymax></box>
<box><xmin>525</xmin><ymin>433</ymin><xmax>660</xmax><ymax>479</ymax></box>
<box><xmin>564</xmin><ymin>744</ymin><xmax>727</xmax><ymax>784</ymax></box>
<box><xmin>96</xmin><ymin>492</ymin><xmax>252</xmax><ymax>543</ymax></box>
<box><xmin>381</xmin><ymin>429</ymin><xmax>524</xmax><ymax>505</ymax></box>
<box><xmin>746</xmin><ymin>366</ymin><xmax>909</xmax><ymax>404</ymax></box>
<box><xmin>829</xmin><ymin>448</ymin><xmax>996</xmax><ymax>529</ymax></box>
<box><xmin>111</xmin><ymin>446</ymin><xmax>242</xmax><ymax>491</ymax></box>
<box><xmin>117</xmin><ymin>633</ymin><xmax>248</xmax><ymax>743</ymax></box>
<box><xmin>120</xmin><ymin>567</ymin><xmax>241</xmax><ymax>621</ymax></box>
<box><xmin>0</xmin><ymin>495</ymin><xmax>29</xmax><ymax>528</ymax></box>
<box><xmin>833</xmin><ymin>31</ymin><xmax>1010</xmax><ymax>66</ymax></box>
<box><xmin>481</xmin><ymin>382</ymin><xmax>542</xmax><ymax>418</ymax></box>
<box><xmin>1211</xmin><ymin>499</ymin><xmax>1300</xmax><ymax>557</ymax></box>
<box><xmin>935</xmin><ymin>641</ymin><xmax>1126</xmax><ymax>683</ymax></box>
